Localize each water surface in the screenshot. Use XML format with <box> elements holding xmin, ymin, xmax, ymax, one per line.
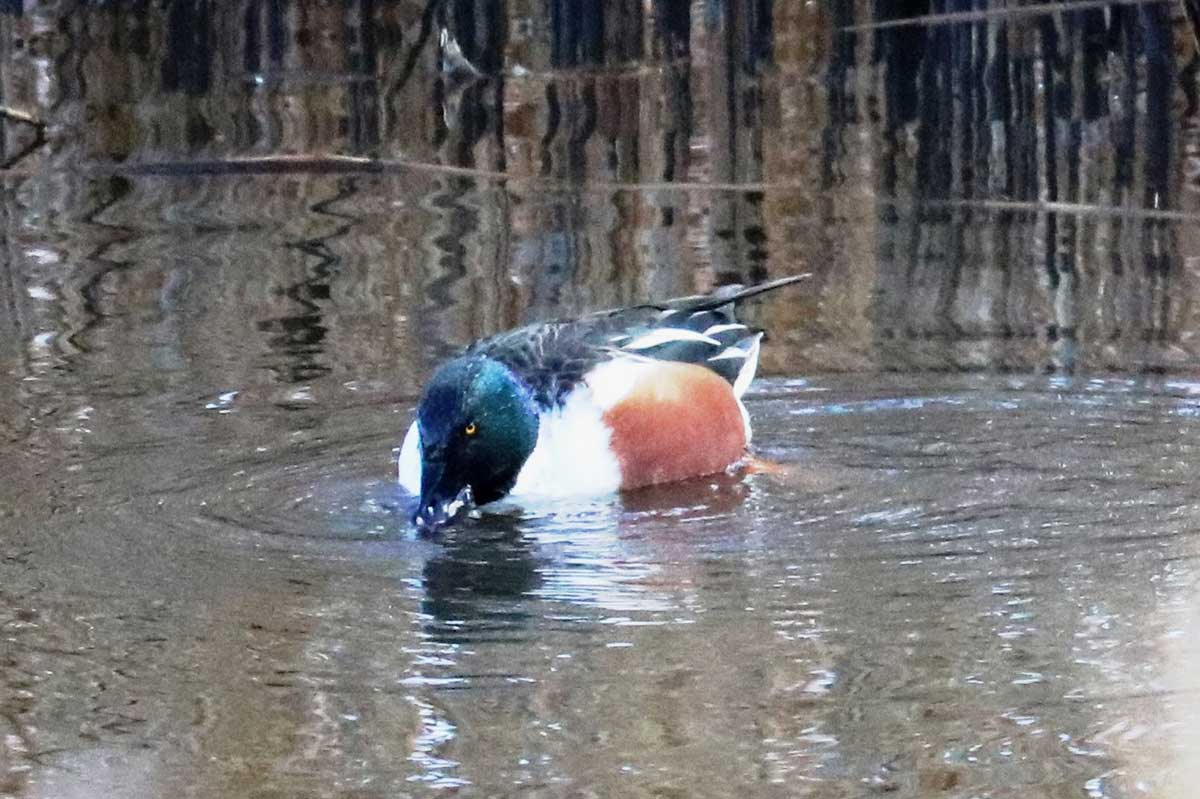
<box><xmin>3</xmin><ymin>364</ymin><xmax>1200</xmax><ymax>797</ymax></box>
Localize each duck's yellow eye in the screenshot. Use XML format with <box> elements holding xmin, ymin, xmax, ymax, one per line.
<box><xmin>464</xmin><ymin>422</ymin><xmax>477</xmax><ymax>436</ymax></box>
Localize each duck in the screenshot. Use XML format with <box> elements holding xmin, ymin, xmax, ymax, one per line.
<box><xmin>399</xmin><ymin>273</ymin><xmax>809</xmax><ymax>529</ymax></box>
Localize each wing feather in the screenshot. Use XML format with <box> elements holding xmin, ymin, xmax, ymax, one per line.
<box><xmin>466</xmin><ymin>275</ymin><xmax>805</xmax><ymax>405</ymax></box>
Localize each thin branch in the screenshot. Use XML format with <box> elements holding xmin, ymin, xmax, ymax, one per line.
<box><xmin>0</xmin><ymin>105</ymin><xmax>45</xmax><ymax>128</ymax></box>
<box><xmin>840</xmin><ymin>0</ymin><xmax>1172</xmax><ymax>33</ymax></box>
<box><xmin>4</xmin><ymin>154</ymin><xmax>1199</xmax><ymax>225</ymax></box>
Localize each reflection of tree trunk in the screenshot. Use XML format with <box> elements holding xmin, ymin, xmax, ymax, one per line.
<box><xmin>257</xmin><ymin>177</ymin><xmax>362</xmax><ymax>384</ymax></box>
<box><xmin>985</xmin><ymin>18</ymin><xmax>1014</xmax><ymax>358</ymax></box>
<box><xmin>417</xmin><ymin>176</ymin><xmax>482</xmax><ymax>354</ymax></box>
<box><xmin>873</xmin><ymin>2</ymin><xmax>918</xmax><ymax>359</ymax></box>
<box><xmin>0</xmin><ymin>13</ymin><xmax>59</xmax><ymax>170</ymax></box>
<box><xmin>348</xmin><ymin>0</ymin><xmax>381</xmax><ymax>154</ymax></box>
<box><xmin>0</xmin><ymin>190</ymin><xmax>29</xmax><ymax>417</ymax></box>
<box><xmin>440</xmin><ymin>0</ymin><xmax>506</xmax><ymax>170</ymax></box>
<box><xmin>689</xmin><ymin>0</ymin><xmax>770</xmax><ymax>290</ymax></box>
<box><xmin>634</xmin><ymin>6</ymin><xmax>692</xmax><ymax>302</ymax></box>
<box><xmin>1142</xmin><ymin>3</ymin><xmax>1173</xmax><ymax>355</ymax></box>
<box><xmin>1041</xmin><ymin>13</ymin><xmax>1076</xmax><ymax>371</ymax></box>
<box><xmin>1</xmin><ymin>0</ymin><xmax>1197</xmax><ymax>375</ymax></box>
<box><xmin>866</xmin><ymin>1</ymin><xmax>1187</xmax><ymax>371</ymax></box>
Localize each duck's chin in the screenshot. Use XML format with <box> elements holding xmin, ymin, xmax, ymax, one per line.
<box><xmin>412</xmin><ymin>484</ymin><xmax>475</xmax><ymax>531</ymax></box>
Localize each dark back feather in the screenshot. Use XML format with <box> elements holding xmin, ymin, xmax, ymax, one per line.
<box><xmin>469</xmin><ymin>274</ymin><xmax>809</xmax><ymax>407</ymax></box>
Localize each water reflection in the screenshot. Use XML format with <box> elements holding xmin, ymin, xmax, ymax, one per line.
<box><xmin>421</xmin><ymin>522</ymin><xmax>543</xmax><ymax>639</ymax></box>
<box><xmin>3</xmin><ymin>2</ymin><xmax>1199</xmax><ymax>371</ymax></box>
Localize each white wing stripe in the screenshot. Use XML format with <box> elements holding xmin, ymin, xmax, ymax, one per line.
<box><xmin>732</xmin><ymin>333</ymin><xmax>762</xmax><ymax>399</ymax></box>
<box><xmin>622</xmin><ymin>328</ymin><xmax>720</xmax><ymax>350</ymax></box>
<box><xmin>708</xmin><ymin>347</ymin><xmax>749</xmax><ymax>361</ymax></box>
<box><xmin>703</xmin><ymin>323</ymin><xmax>749</xmax><ymax>337</ymax></box>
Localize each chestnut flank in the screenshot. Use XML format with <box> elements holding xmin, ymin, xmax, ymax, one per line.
<box><xmin>601</xmin><ymin>362</ymin><xmax>747</xmax><ymax>489</ymax></box>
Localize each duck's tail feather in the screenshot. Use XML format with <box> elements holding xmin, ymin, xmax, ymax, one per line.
<box><xmin>658</xmin><ymin>273</ymin><xmax>811</xmax><ymax>313</ymax></box>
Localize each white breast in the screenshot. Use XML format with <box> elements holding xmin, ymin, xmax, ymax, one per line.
<box><xmin>397</xmin><ymin>420</ymin><xmax>422</xmax><ymax>495</ymax></box>
<box><xmin>395</xmin><ymin>383</ymin><xmax>624</xmax><ymax>500</ymax></box>
<box><xmin>509</xmin><ymin>382</ymin><xmax>623</xmax><ymax>497</ymax></box>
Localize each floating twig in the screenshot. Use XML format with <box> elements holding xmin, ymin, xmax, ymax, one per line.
<box><xmin>0</xmin><ymin>105</ymin><xmax>45</xmax><ymax>128</ymax></box>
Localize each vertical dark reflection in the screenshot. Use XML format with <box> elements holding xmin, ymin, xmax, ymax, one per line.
<box><xmin>440</xmin><ymin>0</ymin><xmax>506</xmax><ymax>168</ymax></box>
<box><xmin>257</xmin><ymin>177</ymin><xmax>362</xmax><ymax>384</ymax></box>
<box><xmin>542</xmin><ymin>0</ymin><xmax>615</xmax><ymax>180</ymax></box>
<box><xmin>740</xmin><ymin>0</ymin><xmax>772</xmax><ymax>283</ymax></box>
<box><xmin>0</xmin><ymin>183</ymin><xmax>23</xmax><ymax>370</ymax></box>
<box><xmin>1040</xmin><ymin>8</ymin><xmax>1071</xmax><ymax>367</ymax></box>
<box><xmin>1141</xmin><ymin>3</ymin><xmax>1171</xmax><ymax>213</ymax></box>
<box><xmin>825</xmin><ymin>0</ymin><xmax>856</xmax><ymax>192</ymax></box>
<box><xmin>420</xmin><ymin>528</ymin><xmax>541</xmax><ymax>640</ymax></box>
<box><xmin>907</xmin><ymin>0</ymin><xmax>956</xmax><ymax>342</ymax></box>
<box><xmin>348</xmin><ymin>0</ymin><xmax>381</xmax><ymax>154</ymax></box>
<box><xmin>985</xmin><ymin>9</ymin><xmax>1013</xmax><ymax>341</ymax></box>
<box><xmin>1137</xmin><ymin>3</ymin><xmax>1175</xmax><ymax>347</ymax></box>
<box><xmin>414</xmin><ymin>174</ymin><xmax>488</xmax><ymax>359</ymax></box>
<box><xmin>873</xmin><ymin>0</ymin><xmax>927</xmax><ymax>344</ymax></box>
<box><xmin>655</xmin><ymin>0</ymin><xmax>689</xmax><ymax>58</ymax></box>
<box><xmin>868</xmin><ymin>0</ymin><xmax>1187</xmax><ymax>371</ymax></box>
<box><xmin>0</xmin><ymin>0</ymin><xmax>1194</xmax><ymax>374</ymax></box>
<box><xmin>702</xmin><ymin>0</ymin><xmax>772</xmax><ymax>286</ymax></box>
<box><xmin>1182</xmin><ymin>1</ymin><xmax>1200</xmax><ymax>117</ymax></box>
<box><xmin>654</xmin><ymin>0</ymin><xmax>692</xmax><ymax>184</ymax></box>
<box><xmin>242</xmin><ymin>1</ymin><xmax>260</xmax><ymax>74</ymax></box>
<box><xmin>72</xmin><ymin>176</ymin><xmax>136</xmax><ymax>353</ymax></box>
<box><xmin>161</xmin><ymin>0</ymin><xmax>212</xmax><ymax>97</ymax></box>
<box><xmin>267</xmin><ymin>0</ymin><xmax>287</xmax><ymax>63</ymax></box>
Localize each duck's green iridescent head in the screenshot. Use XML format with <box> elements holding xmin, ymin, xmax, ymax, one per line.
<box><xmin>413</xmin><ymin>356</ymin><xmax>539</xmax><ymax>529</ymax></box>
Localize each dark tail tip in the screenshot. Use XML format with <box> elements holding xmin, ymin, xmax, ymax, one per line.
<box><xmin>713</xmin><ymin>273</ymin><xmax>812</xmax><ymax>305</ymax></box>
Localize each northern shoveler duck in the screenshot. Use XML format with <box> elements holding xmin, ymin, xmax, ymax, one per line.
<box><xmin>399</xmin><ymin>274</ymin><xmax>808</xmax><ymax>529</ymax></box>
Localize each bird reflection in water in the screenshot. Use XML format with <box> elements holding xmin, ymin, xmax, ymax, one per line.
<box><xmin>416</xmin><ymin>468</ymin><xmax>761</xmax><ymax>642</ymax></box>
<box><xmin>420</xmin><ymin>516</ymin><xmax>543</xmax><ymax>642</ymax></box>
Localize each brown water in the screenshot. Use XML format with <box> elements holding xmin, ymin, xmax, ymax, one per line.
<box><xmin>3</xmin><ymin>363</ymin><xmax>1200</xmax><ymax>798</ymax></box>
<box><xmin>3</xmin><ymin>2</ymin><xmax>1200</xmax><ymax>798</ymax></box>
